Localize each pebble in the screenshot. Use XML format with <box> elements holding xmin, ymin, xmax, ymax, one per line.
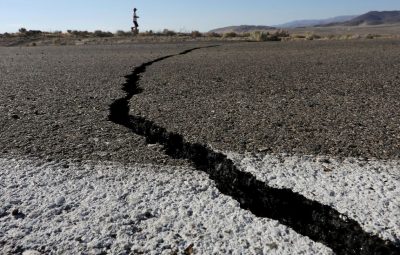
<box><xmin>55</xmin><ymin>196</ymin><xmax>66</xmax><ymax>206</ymax></box>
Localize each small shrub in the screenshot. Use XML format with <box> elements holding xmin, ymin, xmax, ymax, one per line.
<box><xmin>292</xmin><ymin>34</ymin><xmax>306</xmax><ymax>39</ymax></box>
<box><xmin>268</xmin><ymin>35</ymin><xmax>280</xmax><ymax>41</ymax></box>
<box><xmin>163</xmin><ymin>29</ymin><xmax>176</xmax><ymax>36</ymax></box>
<box><xmin>19</xmin><ymin>27</ymin><xmax>27</xmax><ymax>34</ymax></box>
<box><xmin>365</xmin><ymin>34</ymin><xmax>380</xmax><ymax>39</ymax></box>
<box><xmin>26</xmin><ymin>30</ymin><xmax>43</xmax><ymax>36</ymax></box>
<box><xmin>94</xmin><ymin>30</ymin><xmax>113</xmax><ymax>37</ymax></box>
<box><xmin>70</xmin><ymin>30</ymin><xmax>90</xmax><ymax>37</ymax></box>
<box><xmin>339</xmin><ymin>34</ymin><xmax>353</xmax><ymax>40</ymax></box>
<box><xmin>326</xmin><ymin>34</ymin><xmax>336</xmax><ymax>40</ymax></box>
<box><xmin>266</xmin><ymin>33</ymin><xmax>280</xmax><ymax>41</ymax></box>
<box><xmin>191</xmin><ymin>30</ymin><xmax>202</xmax><ymax>38</ymax></box>
<box><xmin>306</xmin><ymin>34</ymin><xmax>314</xmax><ymax>40</ymax></box>
<box><xmin>206</xmin><ymin>32</ymin><xmax>221</xmax><ymax>38</ymax></box>
<box><xmin>223</xmin><ymin>32</ymin><xmax>237</xmax><ymax>38</ymax></box>
<box><xmin>275</xmin><ymin>29</ymin><xmax>290</xmax><ymax>38</ymax></box>
<box><xmin>116</xmin><ymin>30</ymin><xmax>130</xmax><ymax>37</ymax></box>
<box><xmin>306</xmin><ymin>33</ymin><xmax>321</xmax><ymax>40</ymax></box>
<box><xmin>250</xmin><ymin>31</ymin><xmax>268</xmax><ymax>41</ymax></box>
<box><xmin>140</xmin><ymin>30</ymin><xmax>154</xmax><ymax>36</ymax></box>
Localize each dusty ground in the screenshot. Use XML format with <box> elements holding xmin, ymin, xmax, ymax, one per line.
<box><xmin>289</xmin><ymin>24</ymin><xmax>400</xmax><ymax>37</ymax></box>
<box><xmin>0</xmin><ymin>35</ymin><xmax>240</xmax><ymax>47</ymax></box>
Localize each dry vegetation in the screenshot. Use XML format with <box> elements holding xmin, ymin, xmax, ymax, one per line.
<box><xmin>1</xmin><ymin>26</ymin><xmax>399</xmax><ymax>47</ymax></box>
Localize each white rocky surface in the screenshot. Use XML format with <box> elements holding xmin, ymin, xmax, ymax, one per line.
<box><xmin>0</xmin><ymin>157</ymin><xmax>332</xmax><ymax>255</ymax></box>
<box><xmin>228</xmin><ymin>152</ymin><xmax>400</xmax><ymax>245</ymax></box>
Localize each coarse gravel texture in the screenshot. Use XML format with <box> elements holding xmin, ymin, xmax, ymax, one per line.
<box><xmin>0</xmin><ymin>158</ymin><xmax>333</xmax><ymax>255</ymax></box>
<box><xmin>131</xmin><ymin>39</ymin><xmax>400</xmax><ymax>160</ymax></box>
<box><xmin>227</xmin><ymin>152</ymin><xmax>400</xmax><ymax>245</ymax></box>
<box><xmin>0</xmin><ymin>43</ymin><xmax>215</xmax><ymax>166</ymax></box>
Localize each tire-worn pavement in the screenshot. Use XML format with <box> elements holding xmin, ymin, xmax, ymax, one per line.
<box><xmin>1</xmin><ymin>40</ymin><xmax>400</xmax><ymax>164</ymax></box>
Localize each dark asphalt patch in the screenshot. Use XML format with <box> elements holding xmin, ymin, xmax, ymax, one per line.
<box><xmin>108</xmin><ymin>46</ymin><xmax>400</xmax><ymax>255</ymax></box>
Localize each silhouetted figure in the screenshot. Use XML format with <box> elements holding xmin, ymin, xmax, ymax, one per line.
<box><xmin>131</xmin><ymin>8</ymin><xmax>139</xmax><ymax>35</ymax></box>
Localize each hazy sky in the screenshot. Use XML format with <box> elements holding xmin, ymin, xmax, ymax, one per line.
<box><xmin>0</xmin><ymin>0</ymin><xmax>399</xmax><ymax>33</ymax></box>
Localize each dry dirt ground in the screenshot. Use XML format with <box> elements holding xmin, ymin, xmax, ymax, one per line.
<box><xmin>1</xmin><ymin>40</ymin><xmax>400</xmax><ymax>163</ymax></box>
<box><xmin>289</xmin><ymin>24</ymin><xmax>400</xmax><ymax>37</ymax></box>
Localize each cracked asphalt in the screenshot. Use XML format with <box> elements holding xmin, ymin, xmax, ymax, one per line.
<box><xmin>0</xmin><ymin>40</ymin><xmax>400</xmax><ymax>253</ymax></box>
<box><xmin>0</xmin><ymin>43</ymin><xmax>212</xmax><ymax>165</ymax></box>
<box><xmin>132</xmin><ymin>39</ymin><xmax>400</xmax><ymax>160</ymax></box>
<box><xmin>1</xmin><ymin>40</ymin><xmax>400</xmax><ymax>164</ymax></box>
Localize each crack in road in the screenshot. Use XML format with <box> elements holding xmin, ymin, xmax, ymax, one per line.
<box><xmin>108</xmin><ymin>46</ymin><xmax>400</xmax><ymax>255</ymax></box>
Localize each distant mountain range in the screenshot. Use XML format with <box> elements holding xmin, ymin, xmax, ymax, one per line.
<box><xmin>320</xmin><ymin>11</ymin><xmax>400</xmax><ymax>26</ymax></box>
<box><xmin>209</xmin><ymin>11</ymin><xmax>400</xmax><ymax>33</ymax></box>
<box><xmin>275</xmin><ymin>15</ymin><xmax>357</xmax><ymax>28</ymax></box>
<box><xmin>209</xmin><ymin>25</ymin><xmax>276</xmax><ymax>34</ymax></box>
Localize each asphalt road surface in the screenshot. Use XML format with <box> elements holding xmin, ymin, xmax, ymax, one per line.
<box><xmin>133</xmin><ymin>40</ymin><xmax>400</xmax><ymax>160</ymax></box>
<box><xmin>0</xmin><ymin>43</ymin><xmax>198</xmax><ymax>166</ymax></box>
<box><xmin>2</xmin><ymin>40</ymin><xmax>400</xmax><ymax>163</ymax></box>
<box><xmin>1</xmin><ymin>40</ymin><xmax>399</xmax><ymax>254</ymax></box>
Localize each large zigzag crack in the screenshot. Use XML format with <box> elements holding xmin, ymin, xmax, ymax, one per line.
<box><xmin>108</xmin><ymin>46</ymin><xmax>400</xmax><ymax>255</ymax></box>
